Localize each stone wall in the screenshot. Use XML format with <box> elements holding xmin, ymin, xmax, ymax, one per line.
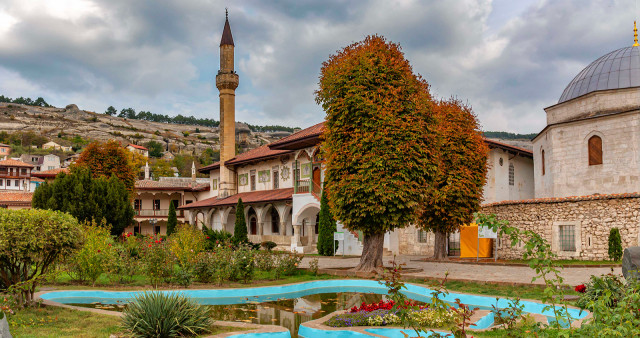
<box><xmin>396</xmin><ymin>225</ymin><xmax>435</xmax><ymax>256</ymax></box>
<box><xmin>482</xmin><ymin>193</ymin><xmax>640</xmax><ymax>260</ymax></box>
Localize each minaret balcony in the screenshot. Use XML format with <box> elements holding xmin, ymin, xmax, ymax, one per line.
<box><xmin>216</xmin><ymin>72</ymin><xmax>239</xmax><ymax>90</ymax></box>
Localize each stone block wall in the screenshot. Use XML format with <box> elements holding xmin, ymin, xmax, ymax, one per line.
<box><xmin>396</xmin><ymin>225</ymin><xmax>435</xmax><ymax>256</ymax></box>
<box><xmin>482</xmin><ymin>194</ymin><xmax>640</xmax><ymax>260</ymax></box>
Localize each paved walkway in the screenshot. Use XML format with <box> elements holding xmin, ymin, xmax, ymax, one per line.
<box><xmin>301</xmin><ymin>255</ymin><xmax>621</xmax><ymax>286</ymax></box>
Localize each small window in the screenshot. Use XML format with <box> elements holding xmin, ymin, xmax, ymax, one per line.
<box><xmin>588</xmin><ymin>135</ymin><xmax>603</xmax><ymax>165</ymax></box>
<box><xmin>541</xmin><ymin>150</ymin><xmax>545</xmax><ymax>176</ymax></box>
<box><xmin>508</xmin><ymin>163</ymin><xmax>514</xmax><ymax>186</ymax></box>
<box><xmin>134</xmin><ymin>199</ymin><xmax>141</xmax><ymax>210</ymax></box>
<box><xmin>14</xmin><ymin>179</ymin><xmax>18</xmax><ymax>187</ymax></box>
<box><xmin>559</xmin><ymin>225</ymin><xmax>576</xmax><ymax>252</ymax></box>
<box><xmin>273</xmin><ymin>171</ymin><xmax>279</xmax><ymax>189</ymax></box>
<box><xmin>186</xmin><ymin>200</ymin><xmax>193</xmax><ymax>205</ymax></box>
<box><xmin>418</xmin><ymin>230</ymin><xmax>428</xmax><ymax>243</ymax></box>
<box><xmin>0</xmin><ymin>180</ymin><xmax>3</xmax><ymax>186</ymax></box>
<box><xmin>155</xmin><ymin>226</ymin><xmax>161</xmax><ymax>235</ymax></box>
<box><xmin>250</xmin><ymin>170</ymin><xmax>256</xmax><ymax>191</ymax></box>
<box><xmin>171</xmin><ymin>200</ymin><xmax>180</xmax><ymax>208</ymax></box>
<box><xmin>153</xmin><ymin>200</ymin><xmax>161</xmax><ymax>210</ymax></box>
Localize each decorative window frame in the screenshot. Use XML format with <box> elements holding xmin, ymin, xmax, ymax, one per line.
<box><xmin>551</xmin><ymin>221</ymin><xmax>582</xmax><ymax>258</ymax></box>
<box><xmin>583</xmin><ymin>130</ymin><xmax>605</xmax><ymax>167</ymax></box>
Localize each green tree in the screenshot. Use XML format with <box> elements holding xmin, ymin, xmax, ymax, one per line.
<box><xmin>232</xmin><ymin>199</ymin><xmax>248</xmax><ymax>245</ymax></box>
<box><xmin>317</xmin><ymin>192</ymin><xmax>338</xmax><ymax>256</ymax></box>
<box><xmin>0</xmin><ymin>209</ymin><xmax>81</xmax><ymax>306</ymax></box>
<box><xmin>416</xmin><ymin>99</ymin><xmax>489</xmax><ymax>259</ymax></box>
<box><xmin>152</xmin><ymin>159</ymin><xmax>174</xmax><ymax>178</ymax></box>
<box><xmin>167</xmin><ymin>202</ymin><xmax>177</xmax><ymax>236</ymax></box>
<box><xmin>608</xmin><ymin>227</ymin><xmax>623</xmax><ymax>261</ymax></box>
<box><xmin>105</xmin><ymin>106</ymin><xmax>117</xmax><ymax>116</ymax></box>
<box><xmin>145</xmin><ymin>140</ymin><xmax>164</xmax><ymax>158</ymax></box>
<box><xmin>315</xmin><ymin>35</ymin><xmax>437</xmax><ymax>271</ymax></box>
<box><xmin>32</xmin><ymin>168</ymin><xmax>134</xmax><ymax>236</ymax></box>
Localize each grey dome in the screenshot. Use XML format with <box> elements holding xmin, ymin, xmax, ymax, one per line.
<box><xmin>558</xmin><ymin>46</ymin><xmax>640</xmax><ymax>104</ymax></box>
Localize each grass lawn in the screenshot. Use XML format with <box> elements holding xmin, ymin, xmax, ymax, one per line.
<box><xmin>8</xmin><ymin>304</ymin><xmax>249</xmax><ymax>338</ymax></box>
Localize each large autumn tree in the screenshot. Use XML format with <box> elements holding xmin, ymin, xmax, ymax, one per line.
<box><xmin>416</xmin><ymin>99</ymin><xmax>489</xmax><ymax>259</ymax></box>
<box><xmin>316</xmin><ymin>35</ymin><xmax>438</xmax><ymax>272</ymax></box>
<box><xmin>73</xmin><ymin>140</ymin><xmax>137</xmax><ymax>192</ymax></box>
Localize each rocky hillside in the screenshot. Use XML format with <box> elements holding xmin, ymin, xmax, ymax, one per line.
<box><xmin>0</xmin><ymin>102</ymin><xmax>290</xmax><ymax>155</ymax></box>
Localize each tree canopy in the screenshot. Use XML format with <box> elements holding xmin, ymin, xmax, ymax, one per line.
<box><xmin>73</xmin><ymin>140</ymin><xmax>137</xmax><ymax>193</ymax></box>
<box><xmin>315</xmin><ymin>35</ymin><xmax>438</xmax><ymax>271</ymax></box>
<box><xmin>0</xmin><ymin>209</ymin><xmax>81</xmax><ymax>306</ymax></box>
<box><xmin>416</xmin><ymin>99</ymin><xmax>489</xmax><ymax>259</ymax></box>
<box><xmin>145</xmin><ymin>140</ymin><xmax>164</xmax><ymax>158</ymax></box>
<box><xmin>32</xmin><ymin>168</ymin><xmax>135</xmax><ymax>236</ymax></box>
<box><xmin>317</xmin><ymin>192</ymin><xmax>338</xmax><ymax>256</ymax></box>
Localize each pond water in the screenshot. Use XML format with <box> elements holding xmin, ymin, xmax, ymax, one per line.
<box><xmin>69</xmin><ymin>291</ymin><xmax>391</xmax><ymax>338</ymax></box>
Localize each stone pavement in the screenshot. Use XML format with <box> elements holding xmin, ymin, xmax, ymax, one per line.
<box><xmin>300</xmin><ymin>255</ymin><xmax>621</xmax><ymax>286</ymax></box>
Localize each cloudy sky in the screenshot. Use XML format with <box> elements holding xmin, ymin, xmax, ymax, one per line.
<box><xmin>0</xmin><ymin>0</ymin><xmax>636</xmax><ymax>133</ymax></box>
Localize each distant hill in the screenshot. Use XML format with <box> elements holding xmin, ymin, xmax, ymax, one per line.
<box><xmin>483</xmin><ymin>131</ymin><xmax>537</xmax><ymax>140</ymax></box>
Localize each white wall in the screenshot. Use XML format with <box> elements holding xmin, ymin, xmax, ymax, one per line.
<box><xmin>482</xmin><ymin>149</ymin><xmax>534</xmax><ymax>204</ymax></box>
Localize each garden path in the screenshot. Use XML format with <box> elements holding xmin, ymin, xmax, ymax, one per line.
<box><xmin>301</xmin><ymin>255</ymin><xmax>621</xmax><ymax>286</ymax></box>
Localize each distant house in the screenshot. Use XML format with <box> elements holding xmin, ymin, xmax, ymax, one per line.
<box><xmin>127</xmin><ymin>144</ymin><xmax>149</xmax><ymax>157</ymax></box>
<box><xmin>0</xmin><ymin>143</ymin><xmax>11</xmax><ymax>157</ymax></box>
<box><xmin>62</xmin><ymin>154</ymin><xmax>80</xmax><ymax>167</ymax></box>
<box><xmin>31</xmin><ymin>168</ymin><xmax>69</xmax><ymax>182</ymax></box>
<box><xmin>42</xmin><ymin>141</ymin><xmax>61</xmax><ymax>150</ymax></box>
<box><xmin>41</xmin><ymin>154</ymin><xmax>61</xmax><ymax>171</ymax></box>
<box><xmin>19</xmin><ymin>154</ymin><xmax>43</xmax><ymax>171</ymax></box>
<box><xmin>0</xmin><ymin>159</ymin><xmax>35</xmax><ymax>192</ymax></box>
<box><xmin>162</xmin><ymin>151</ymin><xmax>175</xmax><ymax>161</ymax></box>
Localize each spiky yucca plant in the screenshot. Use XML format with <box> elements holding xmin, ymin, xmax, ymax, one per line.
<box><xmin>122</xmin><ymin>291</ymin><xmax>211</xmax><ymax>337</ymax></box>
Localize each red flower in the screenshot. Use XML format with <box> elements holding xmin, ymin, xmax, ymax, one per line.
<box><xmin>206</xmin><ymin>236</ymin><xmax>210</xmax><ymax>239</ymax></box>
<box><xmin>575</xmin><ymin>284</ymin><xmax>586</xmax><ymax>293</ymax></box>
<box><xmin>155</xmin><ymin>240</ymin><xmax>159</xmax><ymax>243</ymax></box>
<box><xmin>108</xmin><ymin>244</ymin><xmax>111</xmax><ymax>247</ymax></box>
<box><xmin>97</xmin><ymin>250</ymin><xmax>101</xmax><ymax>253</ymax></box>
<box><xmin>148</xmin><ymin>244</ymin><xmax>152</xmax><ymax>247</ymax></box>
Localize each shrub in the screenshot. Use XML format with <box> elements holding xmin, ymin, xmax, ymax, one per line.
<box><xmin>254</xmin><ymin>250</ymin><xmax>275</xmax><ymax>272</ymax></box>
<box><xmin>576</xmin><ymin>273</ymin><xmax>625</xmax><ymax>310</ymax></box>
<box><xmin>121</xmin><ymin>291</ymin><xmax>211</xmax><ymax>337</ymax></box>
<box><xmin>608</xmin><ymin>228</ymin><xmax>622</xmax><ymax>261</ymax></box>
<box><xmin>140</xmin><ymin>238</ymin><xmax>174</xmax><ymax>288</ymax></box>
<box><xmin>0</xmin><ymin>209</ymin><xmax>81</xmax><ymax>306</ymax></box>
<box><xmin>261</xmin><ymin>241</ymin><xmax>277</xmax><ymax>251</ymax></box>
<box><xmin>167</xmin><ymin>203</ymin><xmax>177</xmax><ymax>236</ymax></box>
<box><xmin>230</xmin><ymin>244</ymin><xmax>255</xmax><ymax>283</ymax></box>
<box><xmin>168</xmin><ymin>224</ymin><xmax>206</xmax><ymax>269</ymax></box>
<box><xmin>66</xmin><ymin>220</ymin><xmax>117</xmax><ymax>286</ymax></box>
<box><xmin>202</xmin><ymin>228</ymin><xmax>232</xmax><ymax>250</ymax></box>
<box><xmin>274</xmin><ymin>252</ymin><xmax>303</xmax><ymax>279</ymax></box>
<box><xmin>194</xmin><ymin>247</ymin><xmax>233</xmax><ymax>285</ymax></box>
<box><xmin>106</xmin><ymin>236</ymin><xmax>139</xmax><ymax>284</ymax></box>
<box><xmin>317</xmin><ymin>192</ymin><xmax>337</xmax><ymax>256</ymax></box>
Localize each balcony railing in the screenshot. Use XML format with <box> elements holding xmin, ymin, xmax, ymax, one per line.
<box><xmin>296</xmin><ymin>179</ymin><xmax>310</xmax><ymax>193</ymax></box>
<box><xmin>134</xmin><ymin>209</ymin><xmax>184</xmax><ymax>217</ymax></box>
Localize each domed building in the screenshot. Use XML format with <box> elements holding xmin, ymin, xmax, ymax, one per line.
<box><xmin>533</xmin><ymin>25</ymin><xmax>640</xmax><ymax>198</ymax></box>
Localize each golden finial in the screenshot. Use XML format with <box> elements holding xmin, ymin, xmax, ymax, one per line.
<box><xmin>634</xmin><ymin>21</ymin><xmax>639</xmax><ymax>47</ymax></box>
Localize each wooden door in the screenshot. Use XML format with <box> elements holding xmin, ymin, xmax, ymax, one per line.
<box><xmin>312</xmin><ymin>167</ymin><xmax>321</xmax><ymax>194</ymax></box>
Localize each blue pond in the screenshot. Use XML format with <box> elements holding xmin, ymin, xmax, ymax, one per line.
<box><xmin>40</xmin><ymin>279</ymin><xmax>588</xmax><ymax>338</ymax></box>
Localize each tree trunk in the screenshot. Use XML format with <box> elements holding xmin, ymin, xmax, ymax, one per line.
<box><xmin>433</xmin><ymin>231</ymin><xmax>448</xmax><ymax>260</ymax></box>
<box><xmin>353</xmin><ymin>232</ymin><xmax>385</xmax><ymax>272</ymax></box>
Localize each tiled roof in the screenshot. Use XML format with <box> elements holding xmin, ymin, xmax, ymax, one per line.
<box><xmin>127</xmin><ymin>144</ymin><xmax>148</xmax><ymax>151</ymax></box>
<box><xmin>484</xmin><ymin>139</ymin><xmax>533</xmax><ymax>157</ymax></box>
<box><xmin>199</xmin><ymin>161</ymin><xmax>220</xmax><ymax>173</ymax></box>
<box><xmin>135</xmin><ymin>179</ymin><xmax>209</xmax><ymax>192</ymax></box>
<box><xmin>179</xmin><ymin>188</ymin><xmax>293</xmax><ymax>209</ymax></box>
<box><xmin>268</xmin><ymin>122</ymin><xmax>325</xmax><ymax>150</ymax></box>
<box><xmin>0</xmin><ymin>143</ymin><xmax>9</xmax><ymax>147</ymax></box>
<box><xmin>482</xmin><ymin>192</ymin><xmax>640</xmax><ymax>207</ymax></box>
<box><xmin>30</xmin><ymin>177</ymin><xmax>45</xmax><ymax>182</ymax></box>
<box><xmin>226</xmin><ymin>145</ymin><xmax>292</xmax><ymax>166</ymax></box>
<box><xmin>0</xmin><ymin>191</ymin><xmax>33</xmax><ymax>205</ymax></box>
<box><xmin>32</xmin><ymin>168</ymin><xmax>69</xmax><ymax>178</ymax></box>
<box><xmin>199</xmin><ymin>145</ymin><xmax>292</xmax><ymax>173</ymax></box>
<box><xmin>0</xmin><ymin>159</ymin><xmax>34</xmax><ymax>168</ymax></box>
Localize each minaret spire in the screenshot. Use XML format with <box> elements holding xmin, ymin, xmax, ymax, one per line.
<box><xmin>634</xmin><ymin>21</ymin><xmax>639</xmax><ymax>47</ymax></box>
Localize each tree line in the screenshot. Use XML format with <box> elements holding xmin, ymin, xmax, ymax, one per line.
<box><xmin>483</xmin><ymin>131</ymin><xmax>537</xmax><ymax>140</ymax></box>
<box><xmin>0</xmin><ymin>95</ymin><xmax>51</xmax><ymax>107</ymax></box>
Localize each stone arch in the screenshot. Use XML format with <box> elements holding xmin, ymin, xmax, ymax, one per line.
<box><xmin>205</xmin><ymin>208</ymin><xmax>216</xmax><ymax>229</ymax></box>
<box><xmin>293</xmin><ymin>203</ymin><xmax>321</xmax><ymax>226</ymax></box>
<box><xmin>194</xmin><ymin>210</ymin><xmax>205</xmax><ymax>229</ymax></box>
<box><xmin>221</xmin><ymin>206</ymin><xmax>236</xmax><ymax>234</ymax></box>
<box><xmin>246</xmin><ymin>206</ymin><xmax>258</xmax><ymax>235</ymax></box>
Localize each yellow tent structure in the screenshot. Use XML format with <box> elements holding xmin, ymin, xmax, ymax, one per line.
<box><xmin>460</xmin><ymin>223</ymin><xmax>493</xmax><ymax>258</ymax></box>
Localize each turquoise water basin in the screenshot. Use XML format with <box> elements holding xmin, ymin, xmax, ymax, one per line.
<box><xmin>39</xmin><ymin>279</ymin><xmax>588</xmax><ymax>337</ymax></box>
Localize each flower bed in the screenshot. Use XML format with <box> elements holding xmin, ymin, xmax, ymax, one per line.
<box><xmin>326</xmin><ymin>308</ymin><xmax>459</xmax><ymax>328</ymax></box>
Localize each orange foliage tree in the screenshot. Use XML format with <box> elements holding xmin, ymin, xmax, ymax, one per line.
<box><xmin>416</xmin><ymin>99</ymin><xmax>489</xmax><ymax>260</ymax></box>
<box><xmin>73</xmin><ymin>140</ymin><xmax>137</xmax><ymax>193</ymax></box>
<box><xmin>316</xmin><ymin>35</ymin><xmax>438</xmax><ymax>272</ymax></box>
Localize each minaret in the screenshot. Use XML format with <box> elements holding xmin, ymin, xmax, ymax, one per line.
<box><xmin>144</xmin><ymin>162</ymin><xmax>150</xmax><ymax>180</ymax></box>
<box><xmin>217</xmin><ymin>9</ymin><xmax>239</xmax><ymax>198</ymax></box>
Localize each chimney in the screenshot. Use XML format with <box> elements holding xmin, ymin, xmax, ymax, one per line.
<box><xmin>144</xmin><ymin>162</ymin><xmax>150</xmax><ymax>180</ymax></box>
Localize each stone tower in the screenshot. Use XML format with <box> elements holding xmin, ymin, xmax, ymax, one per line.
<box><xmin>216</xmin><ymin>10</ymin><xmax>239</xmax><ymax>198</ymax></box>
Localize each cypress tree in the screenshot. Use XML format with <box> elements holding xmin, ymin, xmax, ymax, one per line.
<box><xmin>233</xmin><ymin>198</ymin><xmax>248</xmax><ymax>245</ymax></box>
<box><xmin>167</xmin><ymin>201</ymin><xmax>177</xmax><ymax>236</ymax></box>
<box><xmin>608</xmin><ymin>227</ymin><xmax>623</xmax><ymax>261</ymax></box>
<box><xmin>318</xmin><ymin>192</ymin><xmax>337</xmax><ymax>256</ymax></box>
